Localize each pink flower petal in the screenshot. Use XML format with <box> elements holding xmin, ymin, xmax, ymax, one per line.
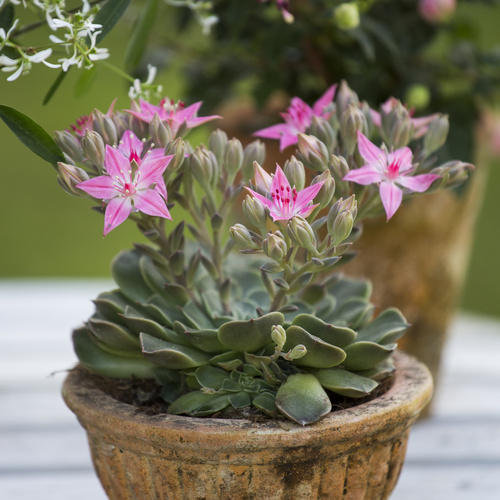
<box><xmin>77</xmin><ymin>176</ymin><xmax>116</xmax><ymax>199</ymax></box>
<box><xmin>357</xmin><ymin>131</ymin><xmax>385</xmax><ymax>169</ymax></box>
<box><xmin>389</xmin><ymin>147</ymin><xmax>413</xmax><ymax>173</ymax></box>
<box><xmin>254</xmin><ymin>162</ymin><xmax>273</xmax><ymax>192</ymax></box>
<box><xmin>103</xmin><ymin>196</ymin><xmax>133</xmax><ymax>235</ymax></box>
<box><xmin>105</xmin><ymin>146</ymin><xmax>130</xmax><ymax>182</ymax></box>
<box><xmin>343</xmin><ymin>165</ymin><xmax>384</xmax><ymax>185</ymax></box>
<box><xmin>271</xmin><ymin>165</ymin><xmax>292</xmax><ymax>193</ymax></box>
<box><xmin>133</xmin><ymin>190</ymin><xmax>172</xmax><ymax>220</ymax></box>
<box><xmin>137</xmin><ymin>156</ymin><xmax>172</xmax><ymax>190</ymax></box>
<box><xmin>294</xmin><ymin>181</ymin><xmax>324</xmax><ymax>213</ymax></box>
<box><xmin>397</xmin><ymin>173</ymin><xmax>440</xmax><ymax>192</ymax></box>
<box><xmin>379</xmin><ymin>181</ymin><xmax>403</xmax><ymax>220</ymax></box>
<box><xmin>254</xmin><ymin>123</ymin><xmax>291</xmax><ymax>141</ymax></box>
<box><xmin>312</xmin><ymin>84</ymin><xmax>337</xmax><ymax>116</ymax></box>
<box><xmin>119</xmin><ymin>130</ymin><xmax>143</xmax><ymax>155</ymax></box>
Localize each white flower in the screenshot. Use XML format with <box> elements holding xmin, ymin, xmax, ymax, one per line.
<box><xmin>128</xmin><ymin>64</ymin><xmax>163</xmax><ymax>101</ymax></box>
<box><xmin>0</xmin><ymin>49</ymin><xmax>60</xmax><ymax>81</ymax></box>
<box><xmin>0</xmin><ymin>18</ymin><xmax>19</xmax><ymax>49</ymax></box>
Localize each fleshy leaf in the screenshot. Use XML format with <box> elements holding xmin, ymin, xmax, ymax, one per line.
<box><xmin>218</xmin><ymin>312</ymin><xmax>284</xmax><ymax>352</ymax></box>
<box><xmin>284</xmin><ymin>325</ymin><xmax>346</xmax><ymax>368</ymax></box>
<box><xmin>342</xmin><ymin>342</ymin><xmax>396</xmax><ymax>371</ymax></box>
<box><xmin>229</xmin><ymin>392</ymin><xmax>252</xmax><ymax>409</ymax></box>
<box><xmin>180</xmin><ymin>327</ymin><xmax>226</xmax><ymax>354</ymax></box>
<box><xmin>140</xmin><ymin>332</ymin><xmax>211</xmax><ymax>369</ymax></box>
<box><xmin>314</xmin><ymin>367</ymin><xmax>379</xmax><ymax>398</ymax></box>
<box><xmin>193</xmin><ymin>365</ymin><xmax>228</xmax><ymax>390</ymax></box>
<box><xmin>275</xmin><ymin>374</ymin><xmax>332</xmax><ymax>425</ymax></box>
<box><xmin>253</xmin><ymin>393</ymin><xmax>279</xmax><ymax>416</ymax></box>
<box><xmin>123</xmin><ymin>311</ymin><xmax>186</xmax><ymax>344</ymax></box>
<box><xmin>72</xmin><ymin>327</ymin><xmax>156</xmax><ymax>379</ymax></box>
<box><xmin>88</xmin><ymin>318</ymin><xmax>139</xmax><ymax>352</ymax></box>
<box><xmin>0</xmin><ymin>105</ymin><xmax>65</xmax><ymax>165</ymax></box>
<box><xmin>167</xmin><ymin>390</ymin><xmax>218</xmax><ymax>415</ymax></box>
<box><xmin>111</xmin><ymin>250</ymin><xmax>153</xmax><ymax>303</ymax></box>
<box><xmin>292</xmin><ymin>314</ymin><xmax>356</xmax><ymax>347</ymax></box>
<box><xmin>356</xmin><ymin>308</ymin><xmax>410</xmax><ymax>344</ymax></box>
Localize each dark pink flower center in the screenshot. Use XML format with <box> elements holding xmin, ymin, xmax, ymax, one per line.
<box><xmin>129</xmin><ymin>150</ymin><xmax>141</xmax><ymax>164</ymax></box>
<box><xmin>386</xmin><ymin>159</ymin><xmax>401</xmax><ymax>180</ymax></box>
<box><xmin>271</xmin><ymin>183</ymin><xmax>298</xmax><ymax>215</ymax></box>
<box><xmin>120</xmin><ymin>181</ymin><xmax>137</xmax><ymax>196</ymax></box>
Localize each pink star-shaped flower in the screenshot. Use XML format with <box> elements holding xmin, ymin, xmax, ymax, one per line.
<box><xmin>245</xmin><ymin>164</ymin><xmax>324</xmax><ymax>221</ymax></box>
<box><xmin>116</xmin><ymin>130</ymin><xmax>170</xmax><ymax>199</ymax></box>
<box><xmin>77</xmin><ymin>145</ymin><xmax>173</xmax><ymax>235</ymax></box>
<box><xmin>254</xmin><ymin>85</ymin><xmax>337</xmax><ymax>151</ymax></box>
<box><xmin>343</xmin><ymin>131</ymin><xmax>440</xmax><ymax>220</ymax></box>
<box><xmin>126</xmin><ymin>98</ymin><xmax>220</xmax><ymax>135</ymax></box>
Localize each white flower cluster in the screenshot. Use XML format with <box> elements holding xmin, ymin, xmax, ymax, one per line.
<box><xmin>128</xmin><ymin>64</ymin><xmax>164</xmax><ymax>101</ymax></box>
<box><xmin>0</xmin><ymin>0</ymin><xmax>109</xmax><ymax>81</ymax></box>
<box><xmin>165</xmin><ymin>0</ymin><xmax>218</xmax><ymax>35</ymax></box>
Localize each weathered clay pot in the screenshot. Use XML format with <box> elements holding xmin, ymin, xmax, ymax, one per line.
<box><xmin>62</xmin><ymin>351</ymin><xmax>432</xmax><ymax>500</ymax></box>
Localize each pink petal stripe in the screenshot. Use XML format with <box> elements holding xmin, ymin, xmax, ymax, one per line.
<box><xmin>343</xmin><ymin>165</ymin><xmax>384</xmax><ymax>185</ymax></box>
<box><xmin>119</xmin><ymin>130</ymin><xmax>143</xmax><ymax>155</ymax></box>
<box><xmin>137</xmin><ymin>156</ymin><xmax>172</xmax><ymax>190</ymax></box>
<box><xmin>357</xmin><ymin>131</ymin><xmax>385</xmax><ymax>169</ymax></box>
<box><xmin>133</xmin><ymin>190</ymin><xmax>172</xmax><ymax>219</ymax></box>
<box><xmin>103</xmin><ymin>196</ymin><xmax>133</xmax><ymax>235</ymax></box>
<box><xmin>312</xmin><ymin>84</ymin><xmax>337</xmax><ymax>116</ymax></box>
<box><xmin>397</xmin><ymin>173</ymin><xmax>440</xmax><ymax>192</ymax></box>
<box><xmin>389</xmin><ymin>147</ymin><xmax>413</xmax><ymax>172</ymax></box>
<box><xmin>379</xmin><ymin>181</ymin><xmax>403</xmax><ymax>221</ymax></box>
<box><xmin>294</xmin><ymin>181</ymin><xmax>324</xmax><ymax>212</ymax></box>
<box><xmin>105</xmin><ymin>146</ymin><xmax>130</xmax><ymax>181</ymax></box>
<box><xmin>272</xmin><ymin>165</ymin><xmax>292</xmax><ymax>192</ymax></box>
<box><xmin>77</xmin><ymin>176</ymin><xmax>116</xmax><ymax>199</ymax></box>
<box><xmin>254</xmin><ymin>123</ymin><xmax>291</xmax><ymax>140</ymax></box>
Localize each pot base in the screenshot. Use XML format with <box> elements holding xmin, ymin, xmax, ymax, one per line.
<box><xmin>63</xmin><ymin>351</ymin><xmax>432</xmax><ymax>499</ymax></box>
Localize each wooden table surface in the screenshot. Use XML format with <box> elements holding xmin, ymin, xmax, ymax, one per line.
<box><xmin>1</xmin><ymin>280</ymin><xmax>499</xmax><ymax>500</ymax></box>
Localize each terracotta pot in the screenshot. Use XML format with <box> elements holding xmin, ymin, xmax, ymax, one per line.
<box><xmin>62</xmin><ymin>351</ymin><xmax>432</xmax><ymax>500</ymax></box>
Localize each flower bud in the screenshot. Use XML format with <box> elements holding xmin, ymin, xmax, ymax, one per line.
<box><xmin>308</xmin><ymin>115</ymin><xmax>337</xmax><ymax>152</ymax></box>
<box><xmin>287</xmin><ymin>216</ymin><xmax>318</xmax><ymax>256</ymax></box>
<box><xmin>334</xmin><ymin>2</ymin><xmax>360</xmax><ymax>30</ymax></box>
<box><xmin>229</xmin><ymin>224</ymin><xmax>258</xmax><ymax>249</ymax></box>
<box><xmin>209</xmin><ymin>129</ymin><xmax>228</xmax><ymax>165</ymax></box>
<box><xmin>430</xmin><ymin>161</ymin><xmax>473</xmax><ymax>189</ymax></box>
<box><xmin>297</xmin><ymin>134</ymin><xmax>329</xmax><ymax>171</ymax></box>
<box><xmin>211</xmin><ymin>212</ymin><xmax>223</xmax><ymax>231</ymax></box>
<box><xmin>223</xmin><ymin>138</ymin><xmax>244</xmax><ymax>176</ymax></box>
<box><xmin>54</xmin><ymin>130</ymin><xmax>84</xmax><ymax>163</ymax></box>
<box><xmin>327</xmin><ymin>195</ymin><xmax>357</xmax><ymax>235</ymax></box>
<box><xmin>271</xmin><ymin>325</ymin><xmax>287</xmax><ymax>350</ymax></box>
<box><xmin>328</xmin><ymin>154</ymin><xmax>350</xmax><ymax>181</ymax></box>
<box><xmin>380</xmin><ymin>101</ymin><xmax>413</xmax><ymax>149</ymax></box>
<box><xmin>220</xmin><ymin>278</ymin><xmax>232</xmax><ymax>303</ymax></box>
<box><xmin>164</xmin><ymin>137</ymin><xmax>186</xmax><ymax>171</ymax></box>
<box><xmin>283</xmin><ymin>156</ymin><xmax>306</xmax><ymax>191</ymax></box>
<box><xmin>330</xmin><ymin>210</ymin><xmax>354</xmax><ymax>245</ymax></box>
<box><xmin>190</xmin><ymin>147</ymin><xmax>215</xmax><ymax>188</ymax></box>
<box><xmin>149</xmin><ymin>113</ymin><xmax>172</xmax><ymax>148</ymax></box>
<box><xmin>57</xmin><ymin>162</ymin><xmax>90</xmax><ymax>195</ymax></box>
<box><xmin>311</xmin><ymin>170</ymin><xmax>335</xmax><ymax>209</ymax></box>
<box><xmin>419</xmin><ymin>0</ymin><xmax>456</xmax><ymax>23</ymax></box>
<box><xmin>81</xmin><ymin>130</ymin><xmax>105</xmax><ymax>168</ymax></box>
<box><xmin>262</xmin><ymin>232</ymin><xmax>288</xmax><ymax>261</ymax></box>
<box><xmin>423</xmin><ymin>115</ymin><xmax>449</xmax><ymax>155</ymax></box>
<box><xmin>242</xmin><ymin>140</ymin><xmax>266</xmax><ymax>181</ymax></box>
<box><xmin>336</xmin><ymin>80</ymin><xmax>359</xmax><ymax>118</ymax></box>
<box><xmin>340</xmin><ymin>105</ymin><xmax>367</xmax><ymax>154</ymax></box>
<box><xmin>243</xmin><ymin>195</ymin><xmax>268</xmax><ymax>230</ymax></box>
<box><xmin>92</xmin><ymin>110</ymin><xmax>118</xmax><ymax>146</ymax></box>
<box><xmin>287</xmin><ymin>344</ymin><xmax>307</xmax><ymax>360</ymax></box>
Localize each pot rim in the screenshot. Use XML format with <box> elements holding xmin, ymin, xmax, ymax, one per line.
<box><xmin>62</xmin><ymin>350</ymin><xmax>432</xmax><ymax>456</ymax></box>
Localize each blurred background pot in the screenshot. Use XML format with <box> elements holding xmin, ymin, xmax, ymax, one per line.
<box><xmin>62</xmin><ymin>351</ymin><xmax>432</xmax><ymax>500</ymax></box>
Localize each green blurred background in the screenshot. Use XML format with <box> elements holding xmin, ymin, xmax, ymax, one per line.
<box><xmin>0</xmin><ymin>4</ymin><xmax>499</xmax><ymax>319</ymax></box>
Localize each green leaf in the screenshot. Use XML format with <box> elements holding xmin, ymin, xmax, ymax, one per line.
<box><xmin>275</xmin><ymin>374</ymin><xmax>332</xmax><ymax>425</ymax></box>
<box><xmin>342</xmin><ymin>342</ymin><xmax>396</xmax><ymax>371</ymax></box>
<box><xmin>72</xmin><ymin>327</ymin><xmax>156</xmax><ymax>379</ymax></box>
<box><xmin>88</xmin><ymin>318</ymin><xmax>140</xmax><ymax>352</ymax></box>
<box><xmin>292</xmin><ymin>314</ymin><xmax>356</xmax><ymax>347</ymax></box>
<box><xmin>0</xmin><ymin>105</ymin><xmax>65</xmax><ymax>165</ymax></box>
<box><xmin>229</xmin><ymin>392</ymin><xmax>252</xmax><ymax>409</ymax></box>
<box><xmin>180</xmin><ymin>326</ymin><xmax>226</xmax><ymax>354</ymax></box>
<box><xmin>0</xmin><ymin>4</ymin><xmax>14</xmax><ymax>30</ymax></box>
<box><xmin>356</xmin><ymin>308</ymin><xmax>410</xmax><ymax>344</ymax></box>
<box><xmin>167</xmin><ymin>391</ymin><xmax>218</xmax><ymax>415</ymax></box>
<box><xmin>284</xmin><ymin>325</ymin><xmax>346</xmax><ymax>369</ymax></box>
<box><xmin>43</xmin><ymin>70</ymin><xmax>69</xmax><ymax>105</ymax></box>
<box><xmin>218</xmin><ymin>312</ymin><xmax>285</xmax><ymax>352</ymax></box>
<box><xmin>314</xmin><ymin>368</ymin><xmax>378</xmax><ymax>398</ymax></box>
<box><xmin>124</xmin><ymin>0</ymin><xmax>159</xmax><ymax>71</ymax></box>
<box><xmin>123</xmin><ymin>311</ymin><xmax>185</xmax><ymax>344</ymax></box>
<box><xmin>194</xmin><ymin>365</ymin><xmax>228</xmax><ymax>390</ymax></box>
<box><xmin>140</xmin><ymin>332</ymin><xmax>211</xmax><ymax>369</ymax></box>
<box><xmin>111</xmin><ymin>250</ymin><xmax>153</xmax><ymax>303</ymax></box>
<box><xmin>93</xmin><ymin>0</ymin><xmax>132</xmax><ymax>44</ymax></box>
<box><xmin>252</xmin><ymin>393</ymin><xmax>278</xmax><ymax>416</ymax></box>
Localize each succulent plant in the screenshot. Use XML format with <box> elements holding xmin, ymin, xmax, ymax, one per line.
<box><xmin>2</xmin><ymin>81</ymin><xmax>471</xmax><ymax>425</ymax></box>
<box><xmin>74</xmin><ymin>247</ymin><xmax>409</xmax><ymax>425</ymax></box>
